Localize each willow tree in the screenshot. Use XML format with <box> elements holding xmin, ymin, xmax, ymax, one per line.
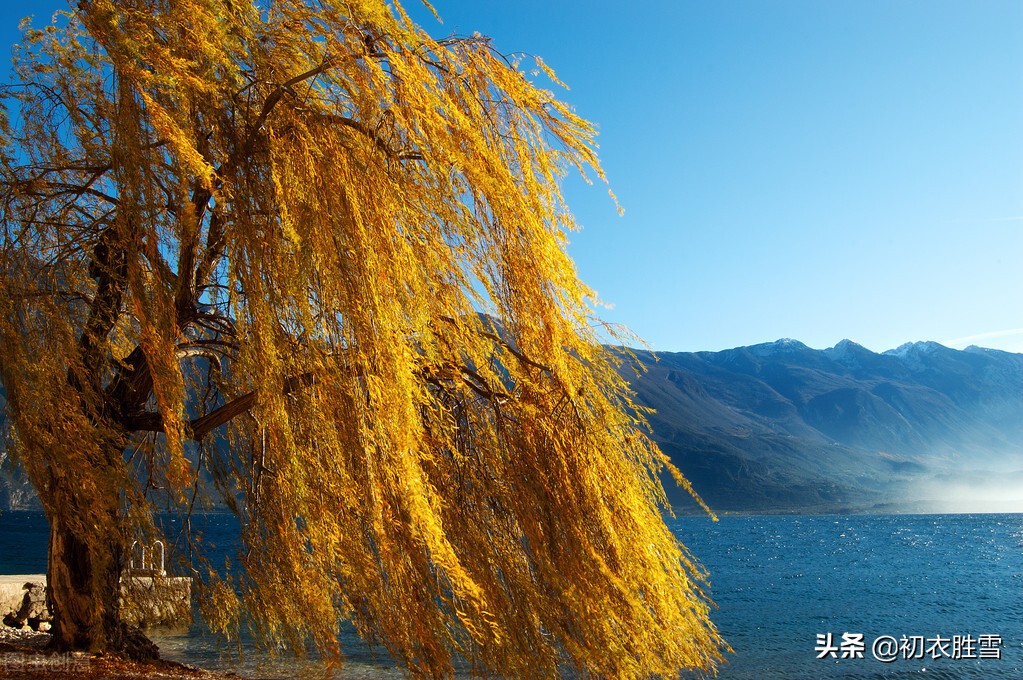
<box><xmin>0</xmin><ymin>0</ymin><xmax>724</xmax><ymax>675</ymax></box>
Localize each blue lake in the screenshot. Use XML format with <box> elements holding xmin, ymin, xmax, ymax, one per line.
<box><xmin>1</xmin><ymin>511</ymin><xmax>1020</xmax><ymax>678</ymax></box>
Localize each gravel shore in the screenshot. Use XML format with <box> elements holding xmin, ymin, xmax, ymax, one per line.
<box><xmin>0</xmin><ymin>627</ymin><xmax>238</xmax><ymax>680</ymax></box>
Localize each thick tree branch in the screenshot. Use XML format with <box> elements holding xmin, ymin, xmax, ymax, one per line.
<box><xmin>241</xmin><ymin>59</ymin><xmax>338</xmax><ymax>157</ymax></box>
<box><xmin>125</xmin><ymin>373</ymin><xmax>316</xmax><ymax>441</ymax></box>
<box><xmin>327</xmin><ymin>114</ymin><xmax>424</xmax><ymax>161</ymax></box>
<box><xmin>187</xmin><ymin>391</ymin><xmax>256</xmax><ymax>440</ymax></box>
<box><xmin>194</xmin><ymin>210</ymin><xmax>225</xmax><ymax>292</ymax></box>
<box><xmin>18</xmin><ymin>181</ymin><xmax>119</xmax><ymax>206</ymax></box>
<box><xmin>438</xmin><ymin>315</ymin><xmax>549</xmax><ymax>373</ymax></box>
<box><xmin>73</xmin><ymin>220</ymin><xmax>130</xmax><ymax>395</ymax></box>
<box><xmin>179</xmin><ymin>63</ymin><xmax>340</xmax><ymax>322</ymax></box>
<box><xmin>174</xmin><ymin>185</ymin><xmax>211</xmax><ymax>322</ymax></box>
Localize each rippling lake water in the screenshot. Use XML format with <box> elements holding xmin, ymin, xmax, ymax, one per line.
<box><xmin>2</xmin><ymin>511</ymin><xmax>1020</xmax><ymax>678</ymax></box>
<box><xmin>675</xmin><ymin>513</ymin><xmax>1023</xmax><ymax>679</ymax></box>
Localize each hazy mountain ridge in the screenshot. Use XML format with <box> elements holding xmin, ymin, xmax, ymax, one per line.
<box><xmin>626</xmin><ymin>340</ymin><xmax>1023</xmax><ymax>513</ymax></box>
<box><xmin>0</xmin><ymin>385</ymin><xmax>42</xmax><ymax>511</ymax></box>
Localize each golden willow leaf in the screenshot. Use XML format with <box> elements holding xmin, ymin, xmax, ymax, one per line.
<box><xmin>0</xmin><ymin>0</ymin><xmax>726</xmax><ymax>675</ymax></box>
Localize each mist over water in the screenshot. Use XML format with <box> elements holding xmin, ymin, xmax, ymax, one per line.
<box><xmin>906</xmin><ymin>466</ymin><xmax>1023</xmax><ymax>514</ymax></box>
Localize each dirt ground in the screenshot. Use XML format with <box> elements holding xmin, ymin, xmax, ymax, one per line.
<box><xmin>0</xmin><ymin>627</ymin><xmax>238</xmax><ymax>680</ymax></box>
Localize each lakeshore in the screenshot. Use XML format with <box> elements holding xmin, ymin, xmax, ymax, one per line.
<box><xmin>0</xmin><ymin>626</ymin><xmax>233</xmax><ymax>680</ymax></box>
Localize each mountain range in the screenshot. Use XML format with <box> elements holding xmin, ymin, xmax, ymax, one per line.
<box><xmin>625</xmin><ymin>339</ymin><xmax>1023</xmax><ymax>513</ymax></box>
<box><xmin>5</xmin><ymin>338</ymin><xmax>1023</xmax><ymax>514</ymax></box>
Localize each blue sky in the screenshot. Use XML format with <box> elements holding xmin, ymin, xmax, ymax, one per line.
<box><xmin>4</xmin><ymin>1</ymin><xmax>1022</xmax><ymax>353</ymax></box>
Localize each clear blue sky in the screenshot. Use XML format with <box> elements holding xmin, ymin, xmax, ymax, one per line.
<box><xmin>4</xmin><ymin>1</ymin><xmax>1022</xmax><ymax>353</ymax></box>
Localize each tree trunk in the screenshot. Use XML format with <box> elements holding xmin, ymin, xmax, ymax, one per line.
<box><xmin>46</xmin><ymin>510</ymin><xmax>122</xmax><ymax>653</ymax></box>
<box><xmin>42</xmin><ymin>448</ymin><xmax>162</xmax><ymax>661</ymax></box>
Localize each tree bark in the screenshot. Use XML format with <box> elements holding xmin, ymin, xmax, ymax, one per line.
<box><xmin>38</xmin><ymin>425</ymin><xmax>165</xmax><ymax>659</ymax></box>
<box><xmin>46</xmin><ymin>510</ymin><xmax>122</xmax><ymax>653</ymax></box>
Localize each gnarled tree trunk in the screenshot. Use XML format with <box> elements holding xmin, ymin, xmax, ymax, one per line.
<box><xmin>46</xmin><ymin>510</ymin><xmax>122</xmax><ymax>653</ymax></box>
<box><xmin>39</xmin><ymin>438</ymin><xmax>158</xmax><ymax>660</ymax></box>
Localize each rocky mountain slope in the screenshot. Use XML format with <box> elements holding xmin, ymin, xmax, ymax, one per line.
<box><xmin>0</xmin><ymin>386</ymin><xmax>41</xmax><ymax>510</ymax></box>
<box><xmin>625</xmin><ymin>340</ymin><xmax>1023</xmax><ymax>513</ymax></box>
